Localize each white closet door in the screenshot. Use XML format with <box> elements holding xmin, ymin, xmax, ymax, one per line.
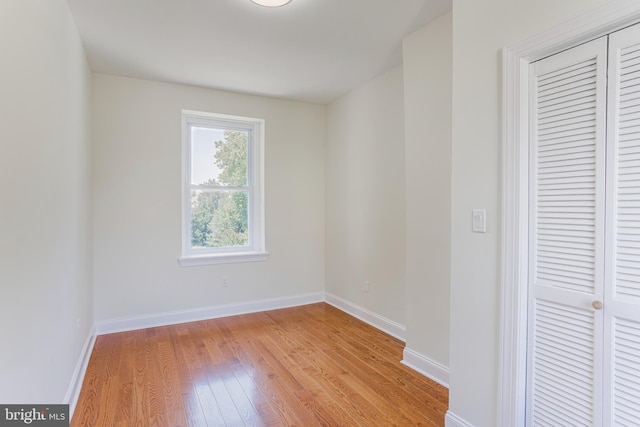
<box><xmin>605</xmin><ymin>24</ymin><xmax>640</xmax><ymax>427</ymax></box>
<box><xmin>527</xmin><ymin>37</ymin><xmax>608</xmax><ymax>426</ymax></box>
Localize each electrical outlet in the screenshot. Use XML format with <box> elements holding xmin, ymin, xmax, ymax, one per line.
<box><xmin>364</xmin><ymin>281</ymin><xmax>370</xmax><ymax>292</ymax></box>
<box><xmin>222</xmin><ymin>276</ymin><xmax>230</xmax><ymax>287</ymax></box>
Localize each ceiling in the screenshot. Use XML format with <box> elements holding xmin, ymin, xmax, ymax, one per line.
<box><xmin>67</xmin><ymin>0</ymin><xmax>451</xmax><ymax>104</ymax></box>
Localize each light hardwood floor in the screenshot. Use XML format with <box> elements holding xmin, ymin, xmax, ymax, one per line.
<box><xmin>71</xmin><ymin>303</ymin><xmax>448</xmax><ymax>426</ymax></box>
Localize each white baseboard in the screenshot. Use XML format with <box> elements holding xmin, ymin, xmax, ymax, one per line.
<box><xmin>445</xmin><ymin>411</ymin><xmax>475</xmax><ymax>427</ymax></box>
<box><xmin>324</xmin><ymin>293</ymin><xmax>406</xmax><ymax>341</ymax></box>
<box><xmin>401</xmin><ymin>347</ymin><xmax>449</xmax><ymax>387</ymax></box>
<box><xmin>64</xmin><ymin>326</ymin><xmax>96</xmax><ymax>418</ymax></box>
<box><xmin>95</xmin><ymin>292</ymin><xmax>324</xmax><ymax>335</ymax></box>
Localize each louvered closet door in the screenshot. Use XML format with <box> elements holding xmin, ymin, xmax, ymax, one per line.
<box><xmin>527</xmin><ymin>37</ymin><xmax>608</xmax><ymax>426</ymax></box>
<box><xmin>605</xmin><ymin>24</ymin><xmax>640</xmax><ymax>427</ymax></box>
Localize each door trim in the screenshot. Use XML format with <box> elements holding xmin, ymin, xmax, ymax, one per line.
<box><xmin>499</xmin><ymin>2</ymin><xmax>640</xmax><ymax>426</ymax></box>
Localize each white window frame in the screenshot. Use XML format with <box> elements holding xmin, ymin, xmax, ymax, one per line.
<box><xmin>179</xmin><ymin>110</ymin><xmax>267</xmax><ymax>266</ymax></box>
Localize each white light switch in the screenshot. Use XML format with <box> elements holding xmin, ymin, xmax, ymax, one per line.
<box><xmin>472</xmin><ymin>209</ymin><xmax>486</xmax><ymax>233</ymax></box>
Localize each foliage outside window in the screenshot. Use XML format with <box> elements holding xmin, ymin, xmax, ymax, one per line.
<box><xmin>180</xmin><ymin>111</ymin><xmax>266</xmax><ymax>266</ymax></box>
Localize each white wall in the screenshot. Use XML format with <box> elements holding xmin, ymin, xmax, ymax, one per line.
<box><xmin>0</xmin><ymin>0</ymin><xmax>92</xmax><ymax>403</ymax></box>
<box><xmin>403</xmin><ymin>11</ymin><xmax>452</xmax><ymax>372</ymax></box>
<box><xmin>449</xmin><ymin>0</ymin><xmax>611</xmax><ymax>425</ymax></box>
<box><xmin>92</xmin><ymin>74</ymin><xmax>325</xmax><ymax>322</ymax></box>
<box><xmin>325</xmin><ymin>66</ymin><xmax>406</xmax><ymax>326</ymax></box>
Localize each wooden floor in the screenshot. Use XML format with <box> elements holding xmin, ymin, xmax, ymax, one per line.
<box><xmin>72</xmin><ymin>303</ymin><xmax>448</xmax><ymax>426</ymax></box>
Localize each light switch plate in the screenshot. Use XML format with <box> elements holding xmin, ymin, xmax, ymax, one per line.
<box><xmin>472</xmin><ymin>209</ymin><xmax>486</xmax><ymax>233</ymax></box>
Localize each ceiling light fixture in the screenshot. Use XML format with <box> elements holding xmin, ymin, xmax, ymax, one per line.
<box><xmin>250</xmin><ymin>0</ymin><xmax>292</xmax><ymax>7</ymax></box>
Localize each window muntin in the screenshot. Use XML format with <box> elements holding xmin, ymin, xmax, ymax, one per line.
<box><xmin>180</xmin><ymin>111</ymin><xmax>266</xmax><ymax>265</ymax></box>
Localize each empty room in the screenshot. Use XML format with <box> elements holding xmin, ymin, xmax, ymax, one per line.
<box><xmin>1</xmin><ymin>0</ymin><xmax>639</xmax><ymax>426</ymax></box>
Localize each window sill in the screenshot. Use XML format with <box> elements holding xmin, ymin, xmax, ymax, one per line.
<box><xmin>178</xmin><ymin>251</ymin><xmax>269</xmax><ymax>267</ymax></box>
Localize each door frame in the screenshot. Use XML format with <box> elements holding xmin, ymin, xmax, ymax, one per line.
<box><xmin>499</xmin><ymin>2</ymin><xmax>640</xmax><ymax>426</ymax></box>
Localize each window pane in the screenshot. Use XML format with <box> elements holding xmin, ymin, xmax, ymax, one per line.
<box><xmin>190</xmin><ymin>190</ymin><xmax>249</xmax><ymax>248</ymax></box>
<box><xmin>191</xmin><ymin>126</ymin><xmax>248</xmax><ymax>186</ymax></box>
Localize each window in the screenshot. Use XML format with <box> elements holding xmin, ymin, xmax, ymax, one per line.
<box><xmin>179</xmin><ymin>110</ymin><xmax>267</xmax><ymax>266</ymax></box>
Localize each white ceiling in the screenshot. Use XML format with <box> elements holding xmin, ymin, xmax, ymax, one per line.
<box><xmin>67</xmin><ymin>0</ymin><xmax>451</xmax><ymax>104</ymax></box>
